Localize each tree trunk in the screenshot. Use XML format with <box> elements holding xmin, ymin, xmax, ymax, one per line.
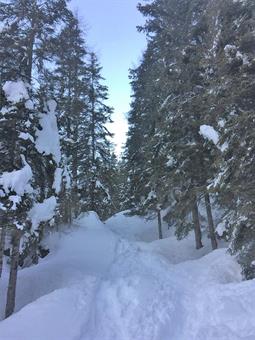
<box><xmin>0</xmin><ymin>226</ymin><xmax>6</xmax><ymax>278</ymax></box>
<box><xmin>204</xmin><ymin>192</ymin><xmax>218</xmax><ymax>250</ymax></box>
<box><xmin>157</xmin><ymin>209</ymin><xmax>163</xmax><ymax>240</ymax></box>
<box><xmin>5</xmin><ymin>229</ymin><xmax>21</xmax><ymax>318</ymax></box>
<box><xmin>191</xmin><ymin>196</ymin><xmax>203</xmax><ymax>249</ymax></box>
<box><xmin>26</xmin><ymin>18</ymin><xmax>35</xmax><ymax>83</ymax></box>
<box><xmin>90</xmin><ymin>56</ymin><xmax>96</xmax><ymax>212</ymax></box>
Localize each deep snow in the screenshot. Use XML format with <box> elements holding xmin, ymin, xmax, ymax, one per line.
<box><xmin>0</xmin><ymin>211</ymin><xmax>254</xmax><ymax>340</ymax></box>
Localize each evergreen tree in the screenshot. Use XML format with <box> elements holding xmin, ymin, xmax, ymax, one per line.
<box><xmin>79</xmin><ymin>53</ymin><xmax>114</xmax><ymax>220</ymax></box>
<box><xmin>48</xmin><ymin>14</ymin><xmax>88</xmax><ymax>222</ymax></box>
<box><xmin>0</xmin><ymin>81</ymin><xmax>61</xmax><ymax>317</ymax></box>
<box><xmin>205</xmin><ymin>0</ymin><xmax>255</xmax><ymax>277</ymax></box>
<box><xmin>0</xmin><ymin>0</ymin><xmax>67</xmax><ymax>317</ymax></box>
<box><xmin>126</xmin><ymin>0</ymin><xmax>255</xmax><ymax>259</ymax></box>
<box><xmin>0</xmin><ymin>0</ymin><xmax>71</xmax><ymax>83</ymax></box>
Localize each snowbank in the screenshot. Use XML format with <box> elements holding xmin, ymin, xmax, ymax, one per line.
<box><xmin>75</xmin><ymin>211</ymin><xmax>104</xmax><ymax>229</ymax></box>
<box><xmin>0</xmin><ymin>281</ymin><xmax>97</xmax><ymax>340</ymax></box>
<box><xmin>0</xmin><ymin>211</ymin><xmax>254</xmax><ymax>340</ymax></box>
<box><xmin>106</xmin><ymin>210</ymin><xmax>171</xmax><ymax>242</ymax></box>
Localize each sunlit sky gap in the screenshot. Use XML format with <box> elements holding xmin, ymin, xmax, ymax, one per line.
<box><xmin>70</xmin><ymin>0</ymin><xmax>146</xmax><ymax>156</ymax></box>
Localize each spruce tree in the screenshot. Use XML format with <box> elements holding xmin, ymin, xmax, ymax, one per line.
<box><xmin>205</xmin><ymin>0</ymin><xmax>255</xmax><ymax>277</ymax></box>
<box><xmin>0</xmin><ymin>0</ymin><xmax>71</xmax><ymax>83</ymax></box>
<box><xmin>49</xmin><ymin>14</ymin><xmax>88</xmax><ymax>222</ymax></box>
<box><xmin>79</xmin><ymin>53</ymin><xmax>114</xmax><ymax>220</ymax></box>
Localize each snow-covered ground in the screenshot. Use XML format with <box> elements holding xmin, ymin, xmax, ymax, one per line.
<box><xmin>0</xmin><ymin>211</ymin><xmax>255</xmax><ymax>340</ymax></box>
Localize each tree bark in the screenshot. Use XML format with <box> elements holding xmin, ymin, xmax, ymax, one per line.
<box><xmin>204</xmin><ymin>192</ymin><xmax>218</xmax><ymax>250</ymax></box>
<box><xmin>191</xmin><ymin>196</ymin><xmax>203</xmax><ymax>249</ymax></box>
<box><xmin>157</xmin><ymin>209</ymin><xmax>163</xmax><ymax>240</ymax></box>
<box><xmin>90</xmin><ymin>54</ymin><xmax>96</xmax><ymax>212</ymax></box>
<box><xmin>26</xmin><ymin>17</ymin><xmax>36</xmax><ymax>83</ymax></box>
<box><xmin>0</xmin><ymin>226</ymin><xmax>6</xmax><ymax>278</ymax></box>
<box><xmin>5</xmin><ymin>229</ymin><xmax>21</xmax><ymax>318</ymax></box>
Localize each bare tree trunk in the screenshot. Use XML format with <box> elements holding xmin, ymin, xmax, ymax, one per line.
<box><xmin>0</xmin><ymin>226</ymin><xmax>6</xmax><ymax>278</ymax></box>
<box><xmin>204</xmin><ymin>192</ymin><xmax>218</xmax><ymax>250</ymax></box>
<box><xmin>191</xmin><ymin>196</ymin><xmax>203</xmax><ymax>249</ymax></box>
<box><xmin>157</xmin><ymin>209</ymin><xmax>163</xmax><ymax>240</ymax></box>
<box><xmin>5</xmin><ymin>229</ymin><xmax>21</xmax><ymax>318</ymax></box>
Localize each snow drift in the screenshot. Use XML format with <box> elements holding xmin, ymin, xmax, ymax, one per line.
<box><xmin>0</xmin><ymin>211</ymin><xmax>254</xmax><ymax>340</ymax></box>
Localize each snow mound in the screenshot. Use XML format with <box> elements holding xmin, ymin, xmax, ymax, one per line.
<box><xmin>181</xmin><ymin>279</ymin><xmax>255</xmax><ymax>340</ymax></box>
<box><xmin>140</xmin><ymin>234</ymin><xmax>213</xmax><ymax>264</ymax></box>
<box><xmin>76</xmin><ymin>211</ymin><xmax>103</xmax><ymax>229</ymax></box>
<box><xmin>106</xmin><ymin>210</ymin><xmax>171</xmax><ymax>242</ymax></box>
<box><xmin>174</xmin><ymin>248</ymin><xmax>242</xmax><ymax>285</ymax></box>
<box><xmin>0</xmin><ymin>212</ymin><xmax>254</xmax><ymax>340</ymax></box>
<box><xmin>0</xmin><ymin>279</ymin><xmax>97</xmax><ymax>340</ymax></box>
<box><xmin>0</xmin><ymin>212</ymin><xmax>118</xmax><ymax>319</ymax></box>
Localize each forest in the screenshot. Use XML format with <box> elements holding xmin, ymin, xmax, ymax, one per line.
<box><xmin>0</xmin><ymin>0</ymin><xmax>255</xmax><ymax>339</ymax></box>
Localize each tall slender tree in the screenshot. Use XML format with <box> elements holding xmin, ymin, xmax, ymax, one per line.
<box><xmin>78</xmin><ymin>53</ymin><xmax>114</xmax><ymax>220</ymax></box>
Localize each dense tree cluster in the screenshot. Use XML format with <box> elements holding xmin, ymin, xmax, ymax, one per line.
<box><xmin>124</xmin><ymin>0</ymin><xmax>255</xmax><ymax>278</ymax></box>
<box><xmin>1</xmin><ymin>0</ymin><xmax>255</xmax><ymax>321</ymax></box>
<box><xmin>0</xmin><ymin>0</ymin><xmax>116</xmax><ymax>317</ymax></box>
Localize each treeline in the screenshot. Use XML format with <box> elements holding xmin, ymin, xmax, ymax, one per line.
<box><xmin>123</xmin><ymin>0</ymin><xmax>255</xmax><ymax>279</ymax></box>
<box><xmin>0</xmin><ymin>0</ymin><xmax>118</xmax><ymax>318</ymax></box>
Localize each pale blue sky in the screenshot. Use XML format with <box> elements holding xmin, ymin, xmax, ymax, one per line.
<box><xmin>70</xmin><ymin>0</ymin><xmax>146</xmax><ymax>156</ymax></box>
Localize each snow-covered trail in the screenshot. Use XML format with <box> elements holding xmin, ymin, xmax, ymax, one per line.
<box><xmin>0</xmin><ymin>212</ymin><xmax>255</xmax><ymax>340</ymax></box>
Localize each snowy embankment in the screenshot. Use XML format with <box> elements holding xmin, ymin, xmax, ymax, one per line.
<box><xmin>0</xmin><ymin>212</ymin><xmax>255</xmax><ymax>340</ymax></box>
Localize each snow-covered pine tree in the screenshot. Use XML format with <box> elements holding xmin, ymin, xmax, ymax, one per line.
<box><xmin>124</xmin><ymin>39</ymin><xmax>172</xmax><ymax>238</ymax></box>
<box><xmin>78</xmin><ymin>53</ymin><xmax>114</xmax><ymax>220</ymax></box>
<box><xmin>204</xmin><ymin>0</ymin><xmax>255</xmax><ymax>277</ymax></box>
<box><xmin>0</xmin><ymin>0</ymin><xmax>71</xmax><ymax>83</ymax></box>
<box><xmin>47</xmin><ymin>14</ymin><xmax>88</xmax><ymax>222</ymax></box>
<box><xmin>0</xmin><ymin>0</ymin><xmax>68</xmax><ymax>317</ymax></box>
<box><xmin>136</xmin><ymin>0</ymin><xmax>224</xmax><ymax>249</ymax></box>
<box><xmin>0</xmin><ymin>80</ymin><xmax>61</xmax><ymax>317</ymax></box>
<box><xmin>0</xmin><ymin>83</ymin><xmax>34</xmax><ymax>318</ymax></box>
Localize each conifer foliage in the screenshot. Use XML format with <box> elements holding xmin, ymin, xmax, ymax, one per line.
<box><xmin>0</xmin><ymin>0</ymin><xmax>115</xmax><ymax>318</ymax></box>
<box><xmin>124</xmin><ymin>0</ymin><xmax>255</xmax><ymax>276</ymax></box>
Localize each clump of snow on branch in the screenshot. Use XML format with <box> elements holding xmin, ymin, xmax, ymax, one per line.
<box><xmin>63</xmin><ymin>166</ymin><xmax>71</xmax><ymax>189</ymax></box>
<box><xmin>199</xmin><ymin>125</ymin><xmax>228</xmax><ymax>152</ymax></box>
<box><xmin>95</xmin><ymin>180</ymin><xmax>111</xmax><ymax>199</ymax></box>
<box><xmin>9</xmin><ymin>195</ymin><xmax>22</xmax><ymax>210</ymax></box>
<box><xmin>25</xmin><ymin>99</ymin><xmax>34</xmax><ymax>110</ymax></box>
<box><xmin>35</xmin><ymin>100</ymin><xmax>61</xmax><ymax>164</ymax></box>
<box><xmin>224</xmin><ymin>44</ymin><xmax>250</xmax><ymax>65</ymax></box>
<box><xmin>28</xmin><ymin>196</ymin><xmax>57</xmax><ymax>231</ymax></box>
<box><xmin>53</xmin><ymin>168</ymin><xmax>62</xmax><ymax>194</ymax></box>
<box><xmin>0</xmin><ymin>155</ymin><xmax>33</xmax><ymax>196</ymax></box>
<box><xmin>199</xmin><ymin>125</ymin><xmax>219</xmax><ymax>145</ymax></box>
<box><xmin>166</xmin><ymin>156</ymin><xmax>175</xmax><ymax>167</ymax></box>
<box><xmin>19</xmin><ymin>132</ymin><xmax>35</xmax><ymax>143</ymax></box>
<box><xmin>3</xmin><ymin>80</ymin><xmax>29</xmax><ymax>103</ymax></box>
<box><xmin>216</xmin><ymin>222</ymin><xmax>227</xmax><ymax>237</ymax></box>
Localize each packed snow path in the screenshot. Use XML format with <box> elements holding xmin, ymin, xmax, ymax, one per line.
<box><xmin>0</xmin><ymin>212</ymin><xmax>255</xmax><ymax>340</ymax></box>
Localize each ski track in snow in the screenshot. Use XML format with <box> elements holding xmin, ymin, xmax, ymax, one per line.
<box><xmin>0</xmin><ymin>211</ymin><xmax>254</xmax><ymax>340</ymax></box>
